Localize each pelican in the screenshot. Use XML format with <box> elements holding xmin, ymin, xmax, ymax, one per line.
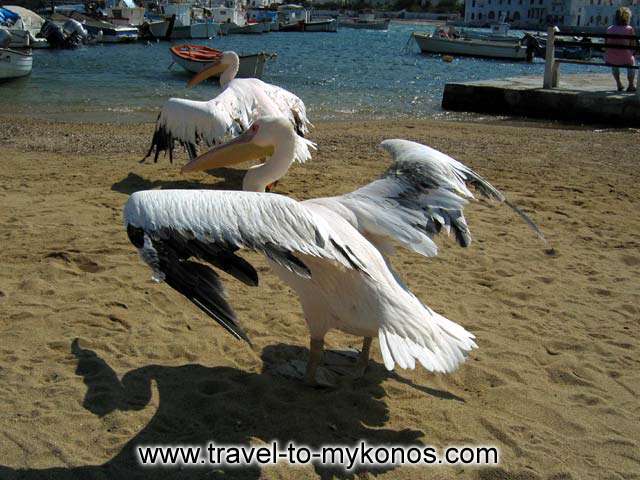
<box><xmin>125</xmin><ymin>117</ymin><xmax>543</xmax><ymax>386</ymax></box>
<box><xmin>143</xmin><ymin>51</ymin><xmax>313</xmax><ymax>165</ymax></box>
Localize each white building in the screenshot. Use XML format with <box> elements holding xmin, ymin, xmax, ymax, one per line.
<box><xmin>464</xmin><ymin>0</ymin><xmax>640</xmax><ymax>28</ymax></box>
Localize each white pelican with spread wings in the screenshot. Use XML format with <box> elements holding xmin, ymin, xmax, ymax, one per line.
<box><xmin>126</xmin><ymin>117</ymin><xmax>543</xmax><ymax>386</ymax></box>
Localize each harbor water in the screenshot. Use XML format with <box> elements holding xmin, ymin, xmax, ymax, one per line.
<box><xmin>0</xmin><ymin>22</ymin><xmax>602</xmax><ymax>123</ymax></box>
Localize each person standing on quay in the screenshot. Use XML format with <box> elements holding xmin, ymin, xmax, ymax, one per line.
<box><xmin>605</xmin><ymin>7</ymin><xmax>638</xmax><ymax>92</ymax></box>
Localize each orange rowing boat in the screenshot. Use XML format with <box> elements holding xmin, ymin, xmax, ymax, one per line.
<box><xmin>169</xmin><ymin>44</ymin><xmax>223</xmax><ymax>64</ymax></box>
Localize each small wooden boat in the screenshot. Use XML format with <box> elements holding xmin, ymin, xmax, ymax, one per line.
<box><xmin>412</xmin><ymin>32</ymin><xmax>527</xmax><ymax>61</ymax></box>
<box><xmin>169</xmin><ymin>45</ymin><xmax>274</xmax><ymax>79</ymax></box>
<box><xmin>0</xmin><ymin>47</ymin><xmax>32</xmax><ymax>79</ymax></box>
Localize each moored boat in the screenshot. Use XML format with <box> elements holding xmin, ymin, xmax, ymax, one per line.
<box><xmin>67</xmin><ymin>11</ymin><xmax>137</xmax><ymax>43</ymax></box>
<box><xmin>0</xmin><ymin>47</ymin><xmax>32</xmax><ymax>80</ymax></box>
<box><xmin>169</xmin><ymin>44</ymin><xmax>274</xmax><ymax>79</ymax></box>
<box><xmin>278</xmin><ymin>21</ymin><xmax>303</xmax><ymax>32</ymax></box>
<box><xmin>412</xmin><ymin>31</ymin><xmax>527</xmax><ymax>61</ymax></box>
<box><xmin>228</xmin><ymin>21</ymin><xmax>268</xmax><ymax>34</ymax></box>
<box><xmin>340</xmin><ymin>12</ymin><xmax>389</xmax><ymax>31</ymax></box>
<box><xmin>302</xmin><ymin>18</ymin><xmax>337</xmax><ymax>32</ymax></box>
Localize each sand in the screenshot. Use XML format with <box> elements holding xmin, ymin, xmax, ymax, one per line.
<box><xmin>0</xmin><ymin>115</ymin><xmax>638</xmax><ymax>480</ymax></box>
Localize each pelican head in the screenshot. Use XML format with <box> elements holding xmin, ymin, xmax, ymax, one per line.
<box><xmin>187</xmin><ymin>51</ymin><xmax>240</xmax><ymax>88</ymax></box>
<box><xmin>181</xmin><ymin>116</ymin><xmax>297</xmax><ymax>192</ymax></box>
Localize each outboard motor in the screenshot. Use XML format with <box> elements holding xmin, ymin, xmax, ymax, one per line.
<box><xmin>40</xmin><ymin>19</ymin><xmax>86</xmax><ymax>49</ymax></box>
<box><xmin>0</xmin><ymin>29</ymin><xmax>12</xmax><ymax>49</ymax></box>
<box><xmin>63</xmin><ymin>18</ymin><xmax>87</xmax><ymax>38</ymax></box>
<box><xmin>40</xmin><ymin>20</ymin><xmax>66</xmax><ymax>48</ymax></box>
<box><xmin>63</xmin><ymin>18</ymin><xmax>87</xmax><ymax>46</ymax></box>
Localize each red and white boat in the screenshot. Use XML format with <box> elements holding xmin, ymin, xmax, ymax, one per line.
<box><xmin>169</xmin><ymin>44</ymin><xmax>274</xmax><ymax>79</ymax></box>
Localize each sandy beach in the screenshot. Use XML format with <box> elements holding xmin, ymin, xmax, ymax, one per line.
<box><xmin>0</xmin><ymin>115</ymin><xmax>638</xmax><ymax>480</ymax></box>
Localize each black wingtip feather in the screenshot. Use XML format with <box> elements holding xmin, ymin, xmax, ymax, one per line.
<box><xmin>504</xmin><ymin>199</ymin><xmax>547</xmax><ymax>245</ymax></box>
<box><xmin>163</xmin><ymin>258</ymin><xmax>252</xmax><ymax>345</ymax></box>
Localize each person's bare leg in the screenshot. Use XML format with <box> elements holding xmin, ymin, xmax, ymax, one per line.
<box><xmin>627</xmin><ymin>68</ymin><xmax>636</xmax><ymax>91</ymax></box>
<box><xmin>613</xmin><ymin>67</ymin><xmax>623</xmax><ymax>91</ymax></box>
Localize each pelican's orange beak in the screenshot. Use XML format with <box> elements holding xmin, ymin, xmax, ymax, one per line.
<box><xmin>187</xmin><ymin>60</ymin><xmax>228</xmax><ymax>88</ymax></box>
<box><xmin>181</xmin><ymin>127</ymin><xmax>274</xmax><ymax>174</ymax></box>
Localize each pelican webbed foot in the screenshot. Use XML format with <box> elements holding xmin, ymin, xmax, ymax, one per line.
<box><xmin>270</xmin><ymin>337</ymin><xmax>372</xmax><ymax>387</ymax></box>
<box><xmin>322</xmin><ymin>337</ymin><xmax>372</xmax><ymax>379</ymax></box>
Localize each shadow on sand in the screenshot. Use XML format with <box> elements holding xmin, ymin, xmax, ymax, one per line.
<box><xmin>0</xmin><ymin>339</ymin><xmax>466</xmax><ymax>480</ymax></box>
<box><xmin>111</xmin><ymin>169</ymin><xmax>247</xmax><ymax>196</ymax></box>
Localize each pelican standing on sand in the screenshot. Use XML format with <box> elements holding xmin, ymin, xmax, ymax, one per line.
<box><xmin>126</xmin><ymin>117</ymin><xmax>543</xmax><ymax>386</ymax></box>
<box><xmin>144</xmin><ymin>51</ymin><xmax>313</xmax><ymax>164</ymax></box>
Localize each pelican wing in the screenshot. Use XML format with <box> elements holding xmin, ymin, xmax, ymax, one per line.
<box><xmin>144</xmin><ymin>88</ymin><xmax>248</xmax><ymax>163</ymax></box>
<box><xmin>258</xmin><ymin>81</ymin><xmax>313</xmax><ymax>137</ymax></box>
<box><xmin>317</xmin><ymin>139</ymin><xmax>543</xmax><ymax>258</ymax></box>
<box><xmin>123</xmin><ymin>190</ymin><xmax>365</xmax><ymax>343</ymax></box>
<box><xmin>144</xmin><ymin>80</ymin><xmax>314</xmax><ymax>164</ymax></box>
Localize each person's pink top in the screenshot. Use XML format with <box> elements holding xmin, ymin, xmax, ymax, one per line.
<box><xmin>605</xmin><ymin>25</ymin><xmax>636</xmax><ymax>66</ymax></box>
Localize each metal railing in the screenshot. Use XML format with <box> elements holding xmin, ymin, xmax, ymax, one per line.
<box><xmin>542</xmin><ymin>25</ymin><xmax>640</xmax><ymax>88</ymax></box>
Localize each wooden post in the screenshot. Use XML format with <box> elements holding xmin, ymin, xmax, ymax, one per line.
<box><xmin>543</xmin><ymin>26</ymin><xmax>556</xmax><ymax>89</ymax></box>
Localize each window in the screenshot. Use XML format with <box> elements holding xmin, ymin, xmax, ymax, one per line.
<box><xmin>489</xmin><ymin>10</ymin><xmax>495</xmax><ymax>19</ymax></box>
<box><xmin>604</xmin><ymin>16</ymin><xmax>608</xmax><ymax>24</ymax></box>
<box><xmin>472</xmin><ymin>0</ymin><xmax>476</xmax><ymax>6</ymax></box>
<box><xmin>479</xmin><ymin>12</ymin><xmax>483</xmax><ymax>19</ymax></box>
<box><xmin>471</xmin><ymin>12</ymin><xmax>475</xmax><ymax>19</ymax></box>
<box><xmin>513</xmin><ymin>11</ymin><xmax>520</xmax><ymax>20</ymax></box>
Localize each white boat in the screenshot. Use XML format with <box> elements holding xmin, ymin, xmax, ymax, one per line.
<box><xmin>455</xmin><ymin>21</ymin><xmax>520</xmax><ymax>44</ymax></box>
<box><xmin>148</xmin><ymin>2</ymin><xmax>220</xmax><ymax>40</ymax></box>
<box><xmin>1</xmin><ymin>6</ymin><xmax>48</xmax><ymax>48</ymax></box>
<box><xmin>412</xmin><ymin>32</ymin><xmax>527</xmax><ymax>61</ymax></box>
<box><xmin>169</xmin><ymin>44</ymin><xmax>274</xmax><ymax>79</ymax></box>
<box><xmin>0</xmin><ymin>47</ymin><xmax>32</xmax><ymax>80</ymax></box>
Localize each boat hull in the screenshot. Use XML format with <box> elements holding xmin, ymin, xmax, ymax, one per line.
<box><xmin>0</xmin><ymin>48</ymin><xmax>32</xmax><ymax>79</ymax></box>
<box><xmin>170</xmin><ymin>48</ymin><xmax>271</xmax><ymax>79</ymax></box>
<box><xmin>339</xmin><ymin>19</ymin><xmax>389</xmax><ymax>30</ymax></box>
<box><xmin>413</xmin><ymin>33</ymin><xmax>526</xmax><ymax>60</ymax></box>
<box><xmin>303</xmin><ymin>19</ymin><xmax>337</xmax><ymax>32</ymax></box>
<box><xmin>228</xmin><ymin>22</ymin><xmax>268</xmax><ymax>34</ymax></box>
<box><xmin>278</xmin><ymin>21</ymin><xmax>303</xmax><ymax>32</ymax></box>
<box><xmin>149</xmin><ymin>20</ymin><xmax>218</xmax><ymax>39</ymax></box>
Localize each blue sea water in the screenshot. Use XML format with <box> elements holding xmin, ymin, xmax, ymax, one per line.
<box><xmin>0</xmin><ymin>22</ymin><xmax>601</xmax><ymax>122</ymax></box>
